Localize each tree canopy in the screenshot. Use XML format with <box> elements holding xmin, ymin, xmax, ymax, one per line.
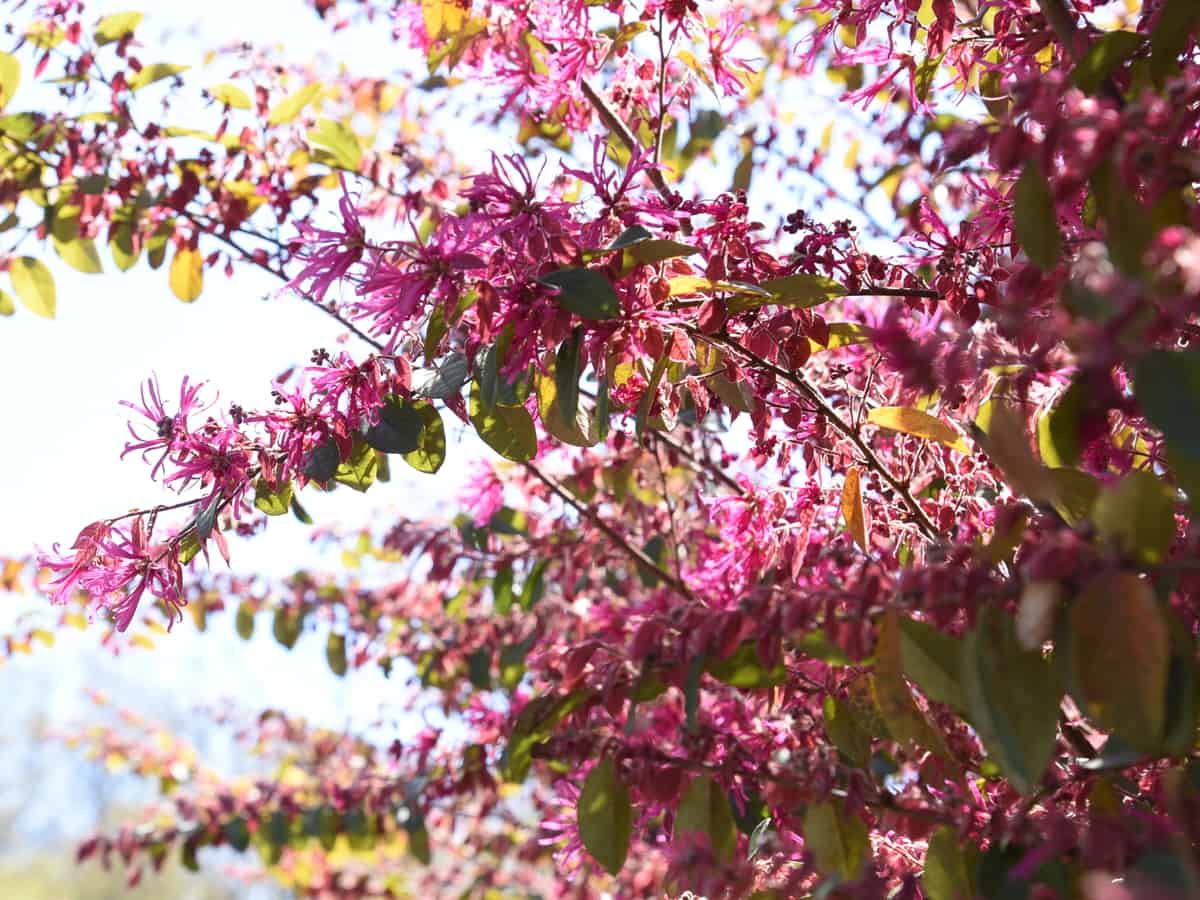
<box><xmin>3</xmin><ymin>0</ymin><xmax>1200</xmax><ymax>897</ymax></box>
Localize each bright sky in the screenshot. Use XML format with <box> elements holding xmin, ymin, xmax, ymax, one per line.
<box><xmin>0</xmin><ymin>2</ymin><xmax>476</xmax><ymax>857</ymax></box>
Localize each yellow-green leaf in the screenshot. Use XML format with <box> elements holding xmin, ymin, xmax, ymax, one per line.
<box><xmin>402</xmin><ymin>401</ymin><xmax>447</xmax><ymax>474</ymax></box>
<box><xmin>1069</xmin><ymin>572</ymin><xmax>1170</xmax><ymax>749</ymax></box>
<box><xmin>267</xmin><ymin>83</ymin><xmax>321</xmax><ymax>126</ymax></box>
<box><xmin>308</xmin><ymin>118</ymin><xmax>362</xmax><ymax>171</ymax></box>
<box><xmin>9</xmin><ymin>256</ymin><xmax>55</xmax><ymax>318</ymax></box>
<box><xmin>675</xmin><ymin>776</ymin><xmax>737</xmax><ymax>863</ymax></box>
<box><xmin>1012</xmin><ymin>160</ymin><xmax>1061</xmax><ymax>270</ymax></box>
<box><xmin>469</xmin><ymin>382</ymin><xmax>537</xmax><ymax>462</ymax></box>
<box><xmin>1091</xmin><ymin>469</ymin><xmax>1176</xmax><ymax>564</ymax></box>
<box><xmin>52</xmin><ymin>235</ymin><xmax>103</xmax><ymax>273</ymax></box>
<box><xmin>129</xmin><ymin>63</ymin><xmax>190</xmax><ymax>92</ymax></box>
<box><xmin>869</xmin><ymin>406</ymin><xmax>969</xmax><ymax>452</ymax></box>
<box><xmin>0</xmin><ymin>288</ymin><xmax>14</xmax><ymax>316</ymax></box>
<box><xmin>209</xmin><ymin>81</ymin><xmax>252</xmax><ymax>110</ymax></box>
<box><xmin>254</xmin><ymin>480</ymin><xmax>293</xmax><ymax>516</ymax></box>
<box><xmin>168</xmin><ymin>247</ymin><xmax>203</xmax><ymax>302</ymax></box>
<box><xmin>536</xmin><ymin>360</ymin><xmax>600</xmax><ymax>447</ymax></box>
<box><xmin>326</xmin><ymin>632</ymin><xmax>348</xmax><ymax>677</ymax></box>
<box><xmin>94</xmin><ymin>11</ymin><xmax>143</xmax><ymax>45</ymax></box>
<box><xmin>577</xmin><ymin>758</ymin><xmax>633</xmax><ymax>876</ymax></box>
<box><xmin>873</xmin><ymin>611</ymin><xmax>952</xmax><ymax>757</ymax></box>
<box><xmin>922</xmin><ymin>826</ymin><xmax>978</xmax><ymax>900</ymax></box>
<box><xmin>110</xmin><ymin>222</ymin><xmax>140</xmax><ymax>271</ymax></box>
<box><xmin>0</xmin><ymin>52</ymin><xmax>20</xmax><ymax>111</ymax></box>
<box><xmin>803</xmin><ymin>801</ymin><xmax>869</xmax><ymax>881</ymax></box>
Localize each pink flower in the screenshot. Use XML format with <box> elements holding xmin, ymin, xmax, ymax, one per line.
<box><xmin>286</xmin><ymin>175</ymin><xmax>367</xmax><ymax>302</ymax></box>
<box><xmin>459</xmin><ymin>460</ymin><xmax>505</xmax><ymax>528</ymax></box>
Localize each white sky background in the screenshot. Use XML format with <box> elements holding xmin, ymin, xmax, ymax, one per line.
<box><xmin>0</xmin><ymin>0</ymin><xmax>476</xmax><ymax>862</ymax></box>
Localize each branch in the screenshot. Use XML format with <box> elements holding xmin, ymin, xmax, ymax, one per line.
<box><xmin>580</xmin><ymin>79</ymin><xmax>692</xmax><ymax>236</ymax></box>
<box><xmin>522</xmin><ymin>461</ymin><xmax>696</xmax><ymax>602</ymax></box>
<box><xmin>688</xmin><ymin>329</ymin><xmax>941</xmax><ymax>543</ymax></box>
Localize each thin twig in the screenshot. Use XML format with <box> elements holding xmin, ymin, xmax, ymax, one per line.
<box><xmin>523</xmin><ymin>461</ymin><xmax>695</xmax><ymax>602</ymax></box>
<box><xmin>689</xmin><ymin>329</ymin><xmax>941</xmax><ymax>542</ymax></box>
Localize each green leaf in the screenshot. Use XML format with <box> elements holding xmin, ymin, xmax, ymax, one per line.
<box><xmin>803</xmin><ymin>801</ymin><xmax>869</xmax><ymax>881</ymax></box>
<box><xmin>326</xmin><ymin>632</ymin><xmax>348</xmax><ymax>677</ymax></box>
<box><xmin>500</xmin><ymin>691</ymin><xmax>586</xmax><ymax>782</ymax></box>
<box><xmin>0</xmin><ymin>288</ymin><xmax>14</xmax><ymax>316</ymax></box>
<box><xmin>822</xmin><ymin>695</ymin><xmax>874</xmax><ymax>766</ymax></box>
<box><xmin>308</xmin><ymin>118</ymin><xmax>362</xmax><ymax>171</ymax></box>
<box><xmin>110</xmin><ymin>223</ymin><xmax>140</xmax><ymax>271</ymax></box>
<box><xmin>10</xmin><ymin>256</ymin><xmax>55</xmax><ymax>318</ymax></box>
<box><xmin>555</xmin><ymin>329</ymin><xmax>582</xmax><ymax>425</ymax></box>
<box><xmin>95</xmin><ymin>12</ymin><xmax>143</xmax><ymax>45</ymax></box>
<box><xmin>1091</xmin><ymin>160</ymin><xmax>1150</xmax><ymax>275</ymax></box>
<box><xmin>169</xmin><ymin>247</ymin><xmax>203</xmax><ymax>302</ymax></box>
<box><xmin>538</xmin><ymin>267</ymin><xmax>621</xmax><ymax>320</ymax></box>
<box><xmin>675</xmin><ymin>775</ymin><xmax>737</xmax><ymax>863</ymax></box>
<box><xmin>254</xmin><ymin>479</ymin><xmax>293</xmax><ymax>516</ymax></box>
<box><xmin>577</xmin><ymin>758</ymin><xmax>634</xmax><ymax>876</ymax></box>
<box><xmin>872</xmin><ymin>612</ymin><xmax>952</xmax><ymax>757</ymax></box>
<box><xmin>914</xmin><ymin>52</ymin><xmax>944</xmax><ymax>103</ymax></box>
<box><xmin>52</xmin><ymin>235</ymin><xmax>103</xmax><ymax>273</ymax></box>
<box><xmin>922</xmin><ymin>826</ymin><xmax>978</xmax><ymax>900</ymax></box>
<box><xmin>272</xmin><ymin>608</ymin><xmax>303</xmax><ymax>650</ymax></box>
<box><xmin>961</xmin><ymin>605</ymin><xmax>1061</xmax><ymax>794</ymax></box>
<box><xmin>898</xmin><ymin>617</ymin><xmax>965</xmax><ymax>713</ymax></box>
<box><xmin>223</xmin><ymin>817</ymin><xmax>250</xmax><ymax>853</ymax></box>
<box><xmin>402</xmin><ymin>401</ymin><xmax>446</xmax><ymax>474</ymax></box>
<box><xmin>0</xmin><ymin>52</ymin><xmax>20</xmax><ymax>111</ymax></box>
<box><xmin>519</xmin><ymin>559</ymin><xmax>548</xmax><ymax>611</ymax></box>
<box><xmin>760</xmin><ymin>273</ymin><xmax>847</xmax><ymax>308</ymax></box>
<box><xmin>407</xmin><ymin>822</ymin><xmax>431</xmax><ymax>865</ymax></box>
<box><xmin>469</xmin><ymin>382</ymin><xmax>537</xmax><ymax>462</ymax></box>
<box><xmin>1069</xmin><ymin>572</ymin><xmax>1170</xmax><ymax>750</ymax></box>
<box><xmin>303</xmin><ymin>435</ymin><xmax>341</xmax><ymax>482</ymax></box>
<box><xmin>1071</xmin><ymin>30</ymin><xmax>1142</xmax><ymax>94</ymax></box>
<box><xmin>1012</xmin><ymin>160</ymin><xmax>1061</xmax><ymax>270</ymax></box>
<box><xmin>364</xmin><ymin>396</ymin><xmax>424</xmax><ymax>454</ymax></box>
<box><xmin>1136</xmin><ymin>349</ymin><xmax>1200</xmax><ymax>463</ymax></box>
<box><xmin>267</xmin><ymin>83</ymin><xmax>321</xmax><ymax>126</ymax></box>
<box><xmin>1036</xmin><ymin>380</ymin><xmax>1085</xmax><ymax>468</ymax></box>
<box><xmin>628</xmin><ymin>239</ymin><xmax>699</xmax><ymax>265</ymax></box>
<box><xmin>129</xmin><ymin>63</ymin><xmax>190</xmax><ymax>92</ymax></box>
<box><xmin>333</xmin><ymin>436</ymin><xmax>379</xmax><ymax>492</ymax></box>
<box><xmin>635</xmin><ymin>355</ymin><xmax>669</xmax><ymax>440</ymax></box>
<box><xmin>415</xmin><ymin>351</ymin><xmax>468</xmax><ymax>400</ymax></box>
<box><xmin>607</xmin><ymin>225</ymin><xmax>653</xmax><ymax>250</ymax></box>
<box><xmin>208</xmin><ymin>82</ymin><xmax>252</xmax><ymax>109</ymax></box>
<box><xmin>707</xmin><ymin>641</ymin><xmax>787</xmax><ymax>688</ymax></box>
<box><xmin>290</xmin><ymin>496</ymin><xmax>313</xmax><ymax>524</ymax></box>
<box><xmin>536</xmin><ymin>357</ymin><xmax>600</xmax><ymax>447</ymax></box>
<box><xmin>1150</xmin><ymin>0</ymin><xmax>1200</xmax><ymax>85</ymax></box>
<box><xmin>1092</xmin><ymin>469</ymin><xmax>1176</xmax><ymax>564</ymax></box>
<box><xmin>492</xmin><ymin>563</ymin><xmax>515</xmax><ymax>615</ymax></box>
<box><xmin>234</xmin><ymin>602</ymin><xmax>255</xmax><ymax>641</ymax></box>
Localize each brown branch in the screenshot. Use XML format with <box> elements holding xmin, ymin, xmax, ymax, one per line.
<box><xmin>688</xmin><ymin>329</ymin><xmax>941</xmax><ymax>543</ymax></box>
<box><xmin>522</xmin><ymin>461</ymin><xmax>696</xmax><ymax>602</ymax></box>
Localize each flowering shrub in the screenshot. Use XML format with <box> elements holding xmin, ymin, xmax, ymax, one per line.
<box><xmin>3</xmin><ymin>0</ymin><xmax>1200</xmax><ymax>896</ymax></box>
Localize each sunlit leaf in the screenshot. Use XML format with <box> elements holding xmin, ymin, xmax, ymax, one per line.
<box><xmin>94</xmin><ymin>11</ymin><xmax>143</xmax><ymax>45</ymax></box>
<box><xmin>129</xmin><ymin>63</ymin><xmax>190</xmax><ymax>92</ymax></box>
<box><xmin>267</xmin><ymin>83</ymin><xmax>322</xmax><ymax>126</ymax></box>
<box><xmin>168</xmin><ymin>247</ymin><xmax>203</xmax><ymax>302</ymax></box>
<box><xmin>0</xmin><ymin>52</ymin><xmax>19</xmax><ymax>111</ymax></box>
<box><xmin>469</xmin><ymin>382</ymin><xmax>537</xmax><ymax>462</ymax></box>
<box><xmin>10</xmin><ymin>256</ymin><xmax>55</xmax><ymax>318</ymax></box>
<box><xmin>803</xmin><ymin>801</ymin><xmax>869</xmax><ymax>881</ymax></box>
<box><xmin>868</xmin><ymin>406</ymin><xmax>969</xmax><ymax>453</ymax></box>
<box><xmin>577</xmin><ymin>758</ymin><xmax>633</xmax><ymax>876</ymax></box>
<box><xmin>841</xmin><ymin>466</ymin><xmax>867</xmax><ymax>549</ymax></box>
<box><xmin>208</xmin><ymin>81</ymin><xmax>252</xmax><ymax>109</ymax></box>
<box><xmin>538</xmin><ymin>267</ymin><xmax>621</xmax><ymax>320</ymax></box>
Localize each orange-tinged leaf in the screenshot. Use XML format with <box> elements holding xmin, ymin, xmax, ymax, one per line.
<box><xmin>841</xmin><ymin>466</ymin><xmax>867</xmax><ymax>549</ymax></box>
<box><xmin>422</xmin><ymin>0</ymin><xmax>469</xmax><ymax>41</ymax></box>
<box><xmin>868</xmin><ymin>406</ymin><xmax>969</xmax><ymax>453</ymax></box>
<box><xmin>169</xmin><ymin>247</ymin><xmax>203</xmax><ymax>302</ymax></box>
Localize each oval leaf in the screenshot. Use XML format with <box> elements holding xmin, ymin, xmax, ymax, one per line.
<box><xmin>869</xmin><ymin>406</ymin><xmax>969</xmax><ymax>452</ymax></box>
<box><xmin>1069</xmin><ymin>572</ymin><xmax>1169</xmax><ymax>749</ymax></box>
<box><xmin>577</xmin><ymin>758</ymin><xmax>633</xmax><ymax>876</ymax></box>
<box><xmin>1013</xmin><ymin>160</ymin><xmax>1061</xmax><ymax>270</ymax></box>
<box><xmin>675</xmin><ymin>775</ymin><xmax>737</xmax><ymax>863</ymax></box>
<box><xmin>169</xmin><ymin>247</ymin><xmax>203</xmax><ymax>302</ymax></box>
<box><xmin>804</xmin><ymin>801</ymin><xmax>869</xmax><ymax>882</ymax></box>
<box><xmin>469</xmin><ymin>382</ymin><xmax>537</xmax><ymax>462</ymax></box>
<box><xmin>538</xmin><ymin>267</ymin><xmax>621</xmax><ymax>320</ymax></box>
<box><xmin>841</xmin><ymin>466</ymin><xmax>867</xmax><ymax>549</ymax></box>
<box><xmin>10</xmin><ymin>256</ymin><xmax>55</xmax><ymax>318</ymax></box>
